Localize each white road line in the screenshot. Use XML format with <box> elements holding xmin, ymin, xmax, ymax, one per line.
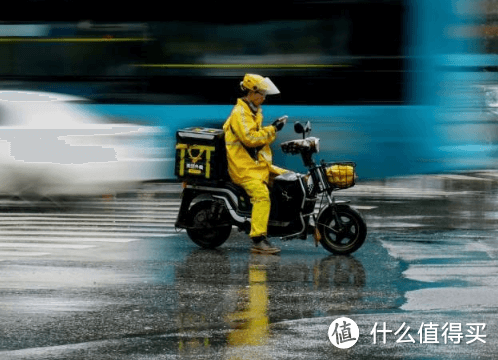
<box><xmin>0</xmin><ymin>200</ymin><xmax>183</xmax><ymax>257</ymax></box>
<box><xmin>0</xmin><ymin>213</ymin><xmax>178</xmax><ymax>219</ymax></box>
<box><xmin>0</xmin><ymin>237</ymin><xmax>142</xmax><ymax>243</ymax></box>
<box><xmin>367</xmin><ymin>215</ymin><xmax>443</xmax><ymax>220</ymax></box>
<box><xmin>0</xmin><ymin>216</ymin><xmax>178</xmax><ymax>221</ymax></box>
<box><xmin>0</xmin><ymin>230</ymin><xmax>176</xmax><ymax>237</ymax></box>
<box><xmin>336</xmin><ymin>186</ymin><xmax>468</xmax><ymax>198</ymax></box>
<box><xmin>98</xmin><ymin>200</ymin><xmax>182</xmax><ymax>205</ymax></box>
<box><xmin>368</xmin><ymin>222</ymin><xmax>427</xmax><ymax>228</ymax></box>
<box><xmin>0</xmin><ymin>218</ymin><xmax>176</xmax><ymax>225</ymax></box>
<box><xmin>0</xmin><ymin>243</ymin><xmax>95</xmax><ymax>249</ymax></box>
<box><xmin>66</xmin><ymin>207</ymin><xmax>181</xmax><ymax>212</ymax></box>
<box><xmin>0</xmin><ymin>226</ymin><xmax>175</xmax><ymax>233</ymax></box>
<box><xmin>0</xmin><ymin>217</ymin><xmax>178</xmax><ymax>222</ymax></box>
<box><xmin>0</xmin><ymin>251</ymin><xmax>50</xmax><ymax>256</ymax></box>
<box><xmin>313</xmin><ymin>205</ymin><xmax>377</xmax><ymax>210</ymax></box>
<box><xmin>0</xmin><ymin>200</ymin><xmax>182</xmax><ymax>206</ymax></box>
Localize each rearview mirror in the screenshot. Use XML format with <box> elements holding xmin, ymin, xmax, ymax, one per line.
<box><xmin>294</xmin><ymin>121</ymin><xmax>304</xmax><ymax>134</ymax></box>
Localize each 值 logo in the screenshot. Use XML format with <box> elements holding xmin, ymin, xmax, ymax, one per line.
<box><xmin>328</xmin><ymin>317</ymin><xmax>359</xmax><ymax>349</ymax></box>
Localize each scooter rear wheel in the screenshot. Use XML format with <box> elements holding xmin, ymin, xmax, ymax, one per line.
<box><xmin>186</xmin><ymin>200</ymin><xmax>232</xmax><ymax>249</ymax></box>
<box><xmin>318</xmin><ymin>204</ymin><xmax>367</xmax><ymax>255</ymax></box>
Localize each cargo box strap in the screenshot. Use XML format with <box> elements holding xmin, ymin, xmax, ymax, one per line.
<box><xmin>176</xmin><ymin>143</ymin><xmax>216</xmax><ymax>178</ymax></box>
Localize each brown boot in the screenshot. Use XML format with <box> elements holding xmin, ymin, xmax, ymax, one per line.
<box><xmin>251</xmin><ymin>236</ymin><xmax>281</xmax><ymax>255</ymax></box>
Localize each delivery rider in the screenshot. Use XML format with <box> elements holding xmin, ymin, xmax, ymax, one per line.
<box><xmin>223</xmin><ymin>74</ymin><xmax>288</xmax><ymax>254</ymax></box>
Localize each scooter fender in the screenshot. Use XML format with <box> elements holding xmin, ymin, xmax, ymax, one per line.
<box><xmin>174</xmin><ymin>187</ymin><xmax>198</xmax><ymax>229</ymax></box>
<box><xmin>175</xmin><ymin>185</ymin><xmax>249</xmax><ymax>231</ymax></box>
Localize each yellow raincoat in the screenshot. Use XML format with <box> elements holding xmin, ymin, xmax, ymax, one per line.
<box><xmin>223</xmin><ymin>98</ymin><xmax>288</xmax><ymax>238</ymax></box>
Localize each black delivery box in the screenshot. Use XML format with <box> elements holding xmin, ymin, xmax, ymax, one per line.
<box><xmin>175</xmin><ymin>127</ymin><xmax>228</xmax><ymax>183</ymax></box>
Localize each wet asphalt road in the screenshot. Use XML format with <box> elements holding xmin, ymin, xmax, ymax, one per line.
<box><xmin>1</xmin><ymin>172</ymin><xmax>498</xmax><ymax>359</ymax></box>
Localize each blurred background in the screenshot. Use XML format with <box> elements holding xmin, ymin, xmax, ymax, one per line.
<box><xmin>0</xmin><ymin>0</ymin><xmax>495</xmax><ymax>187</ymax></box>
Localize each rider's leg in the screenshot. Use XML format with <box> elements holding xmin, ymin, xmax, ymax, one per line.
<box><xmin>240</xmin><ymin>179</ymin><xmax>270</xmax><ymax>238</ymax></box>
<box><xmin>239</xmin><ymin>179</ymin><xmax>280</xmax><ymax>254</ymax></box>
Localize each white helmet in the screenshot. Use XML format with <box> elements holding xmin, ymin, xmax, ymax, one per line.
<box><xmin>240</xmin><ymin>74</ymin><xmax>280</xmax><ymax>95</ymax></box>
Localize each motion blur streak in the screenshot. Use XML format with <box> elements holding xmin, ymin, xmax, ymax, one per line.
<box><xmin>0</xmin><ymin>0</ymin><xmax>494</xmax><ymax>181</ymax></box>
<box><xmin>0</xmin><ymin>38</ymin><xmax>148</xmax><ymax>42</ymax></box>
<box><xmin>0</xmin><ymin>91</ymin><xmax>167</xmax><ymax>199</ymax></box>
<box><xmin>134</xmin><ymin>64</ymin><xmax>350</xmax><ymax>68</ymax></box>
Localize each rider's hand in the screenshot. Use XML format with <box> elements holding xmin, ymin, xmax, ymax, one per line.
<box><xmin>272</xmin><ymin>115</ymin><xmax>288</xmax><ymax>132</ymax></box>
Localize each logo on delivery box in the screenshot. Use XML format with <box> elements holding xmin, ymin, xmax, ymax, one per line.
<box><xmin>176</xmin><ymin>144</ymin><xmax>215</xmax><ymax>178</ymax></box>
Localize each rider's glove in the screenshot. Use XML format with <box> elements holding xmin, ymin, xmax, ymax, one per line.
<box><xmin>272</xmin><ymin>115</ymin><xmax>288</xmax><ymax>132</ymax></box>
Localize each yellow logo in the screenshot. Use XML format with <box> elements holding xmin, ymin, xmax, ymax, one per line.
<box><xmin>176</xmin><ymin>143</ymin><xmax>216</xmax><ymax>178</ymax></box>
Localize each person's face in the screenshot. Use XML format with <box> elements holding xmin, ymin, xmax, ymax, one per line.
<box><xmin>248</xmin><ymin>90</ymin><xmax>266</xmax><ymax>107</ymax></box>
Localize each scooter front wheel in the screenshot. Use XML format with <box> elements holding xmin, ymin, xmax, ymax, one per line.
<box><xmin>317</xmin><ymin>204</ymin><xmax>367</xmax><ymax>255</ymax></box>
<box><xmin>186</xmin><ymin>200</ymin><xmax>232</xmax><ymax>249</ymax></box>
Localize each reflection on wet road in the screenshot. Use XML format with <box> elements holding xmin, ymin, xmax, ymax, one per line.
<box><xmin>1</xmin><ymin>174</ymin><xmax>498</xmax><ymax>359</ymax></box>
<box><xmin>227</xmin><ymin>262</ymin><xmax>270</xmax><ymax>349</ymax></box>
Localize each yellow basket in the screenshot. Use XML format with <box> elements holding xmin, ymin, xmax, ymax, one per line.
<box><xmin>326</xmin><ymin>163</ymin><xmax>356</xmax><ymax>189</ymax></box>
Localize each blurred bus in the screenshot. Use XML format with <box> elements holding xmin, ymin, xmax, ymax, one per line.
<box><xmin>0</xmin><ymin>0</ymin><xmax>491</xmax><ymax>180</ymax></box>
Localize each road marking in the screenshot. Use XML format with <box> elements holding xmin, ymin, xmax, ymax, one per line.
<box><xmin>0</xmin><ymin>214</ymin><xmax>178</xmax><ymax>219</ymax></box>
<box><xmin>351</xmin><ymin>206</ymin><xmax>377</xmax><ymax>210</ymax></box>
<box><xmin>0</xmin><ymin>213</ymin><xmax>177</xmax><ymax>220</ymax></box>
<box><xmin>429</xmin><ymin>174</ymin><xmax>495</xmax><ymax>181</ymax></box>
<box><xmin>0</xmin><ymin>251</ymin><xmax>50</xmax><ymax>256</ymax></box>
<box><xmin>0</xmin><ymin>243</ymin><xmax>95</xmax><ymax>249</ymax></box>
<box><xmin>0</xmin><ymin>198</ymin><xmax>182</xmax><ymax>258</ymax></box>
<box><xmin>378</xmin><ymin>231</ymin><xmax>498</xmax><ymax>311</ymax></box>
<box><xmin>0</xmin><ymin>220</ymin><xmax>177</xmax><ymax>226</ymax></box>
<box><xmin>0</xmin><ymin>237</ymin><xmax>142</xmax><ymax>243</ymax></box>
<box><xmin>368</xmin><ymin>223</ymin><xmax>427</xmax><ymax>228</ymax></box>
<box><xmin>314</xmin><ymin>205</ymin><xmax>377</xmax><ymax>210</ymax></box>
<box><xmin>337</xmin><ymin>185</ymin><xmax>470</xmax><ymax>198</ymax></box>
<box><xmin>0</xmin><ymin>231</ymin><xmax>176</xmax><ymax>237</ymax></box>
